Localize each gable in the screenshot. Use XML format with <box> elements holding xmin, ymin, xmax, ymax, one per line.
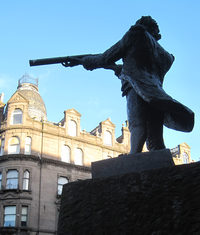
<box><xmin>65</xmin><ymin>108</ymin><xmax>81</xmax><ymax>117</ymax></box>
<box><xmin>2</xmin><ymin>192</ymin><xmax>18</xmax><ymax>200</ymax></box>
<box><xmin>7</xmin><ymin>91</ymin><xmax>29</xmax><ymax>104</ymax></box>
<box><xmin>180</xmin><ymin>142</ymin><xmax>191</xmax><ymax>149</ymax></box>
<box><xmin>101</xmin><ymin>118</ymin><xmax>116</xmax><ymax>128</ymax></box>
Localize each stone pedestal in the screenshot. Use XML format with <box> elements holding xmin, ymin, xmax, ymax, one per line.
<box><xmin>58</xmin><ymin>161</ymin><xmax>200</xmax><ymax>235</ymax></box>
<box><xmin>92</xmin><ymin>149</ymin><xmax>174</xmax><ymax>179</ymax></box>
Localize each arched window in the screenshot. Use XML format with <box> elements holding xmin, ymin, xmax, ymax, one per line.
<box><xmin>105</xmin><ymin>130</ymin><xmax>112</xmax><ymax>146</ymax></box>
<box><xmin>0</xmin><ymin>139</ymin><xmax>5</xmax><ymax>156</ymax></box>
<box><xmin>23</xmin><ymin>170</ymin><xmax>30</xmax><ymax>190</ymax></box>
<box><xmin>68</xmin><ymin>120</ymin><xmax>77</xmax><ymax>137</ymax></box>
<box><xmin>8</xmin><ymin>137</ymin><xmax>20</xmax><ymax>154</ymax></box>
<box><xmin>58</xmin><ymin>176</ymin><xmax>68</xmax><ymax>195</ymax></box>
<box><xmin>183</xmin><ymin>152</ymin><xmax>189</xmax><ymax>164</ymax></box>
<box><xmin>74</xmin><ymin>148</ymin><xmax>83</xmax><ymax>165</ymax></box>
<box><xmin>25</xmin><ymin>137</ymin><xmax>31</xmax><ymax>155</ymax></box>
<box><xmin>6</xmin><ymin>170</ymin><xmax>18</xmax><ymax>189</ymax></box>
<box><xmin>61</xmin><ymin>145</ymin><xmax>70</xmax><ymax>163</ymax></box>
<box><xmin>12</xmin><ymin>109</ymin><xmax>23</xmax><ymax>125</ymax></box>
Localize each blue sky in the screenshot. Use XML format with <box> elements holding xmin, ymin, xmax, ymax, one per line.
<box><xmin>0</xmin><ymin>1</ymin><xmax>199</xmax><ymax>161</ymax></box>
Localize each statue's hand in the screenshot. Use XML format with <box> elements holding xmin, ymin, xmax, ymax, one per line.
<box><xmin>81</xmin><ymin>56</ymin><xmax>95</xmax><ymax>71</ymax></box>
<box><xmin>62</xmin><ymin>57</ymin><xmax>81</xmax><ymax>67</ymax></box>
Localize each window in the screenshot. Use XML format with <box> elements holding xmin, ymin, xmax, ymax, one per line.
<box><xmin>21</xmin><ymin>206</ymin><xmax>28</xmax><ymax>227</ymax></box>
<box><xmin>6</xmin><ymin>170</ymin><xmax>18</xmax><ymax>189</ymax></box>
<box><xmin>68</xmin><ymin>120</ymin><xmax>77</xmax><ymax>137</ymax></box>
<box><xmin>105</xmin><ymin>130</ymin><xmax>112</xmax><ymax>146</ymax></box>
<box><xmin>8</xmin><ymin>137</ymin><xmax>20</xmax><ymax>154</ymax></box>
<box><xmin>12</xmin><ymin>109</ymin><xmax>23</xmax><ymax>125</ymax></box>
<box><xmin>58</xmin><ymin>177</ymin><xmax>68</xmax><ymax>195</ymax></box>
<box><xmin>4</xmin><ymin>206</ymin><xmax>16</xmax><ymax>227</ymax></box>
<box><xmin>74</xmin><ymin>148</ymin><xmax>83</xmax><ymax>165</ymax></box>
<box><xmin>0</xmin><ymin>139</ymin><xmax>5</xmax><ymax>156</ymax></box>
<box><xmin>23</xmin><ymin>170</ymin><xmax>30</xmax><ymax>190</ymax></box>
<box><xmin>25</xmin><ymin>137</ymin><xmax>31</xmax><ymax>155</ymax></box>
<box><xmin>0</xmin><ymin>172</ymin><xmax>2</xmax><ymax>190</ymax></box>
<box><xmin>183</xmin><ymin>152</ymin><xmax>189</xmax><ymax>164</ymax></box>
<box><xmin>61</xmin><ymin>145</ymin><xmax>70</xmax><ymax>163</ymax></box>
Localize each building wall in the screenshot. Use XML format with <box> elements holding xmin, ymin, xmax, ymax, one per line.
<box><xmin>0</xmin><ymin>85</ymin><xmax>192</xmax><ymax>235</ymax></box>
<box><xmin>0</xmin><ymin>86</ymin><xmax>131</xmax><ymax>235</ymax></box>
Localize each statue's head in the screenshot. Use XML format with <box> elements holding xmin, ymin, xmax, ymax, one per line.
<box><xmin>136</xmin><ymin>16</ymin><xmax>161</xmax><ymax>41</ymax></box>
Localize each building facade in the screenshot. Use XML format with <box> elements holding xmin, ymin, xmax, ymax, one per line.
<box><xmin>0</xmin><ymin>75</ymin><xmax>192</xmax><ymax>235</ymax></box>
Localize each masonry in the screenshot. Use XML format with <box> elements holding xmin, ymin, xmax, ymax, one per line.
<box><xmin>58</xmin><ymin>161</ymin><xmax>200</xmax><ymax>235</ymax></box>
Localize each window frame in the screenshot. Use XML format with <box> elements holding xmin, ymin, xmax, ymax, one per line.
<box><xmin>4</xmin><ymin>205</ymin><xmax>17</xmax><ymax>227</ymax></box>
<box><xmin>0</xmin><ymin>138</ymin><xmax>5</xmax><ymax>156</ymax></box>
<box><xmin>57</xmin><ymin>176</ymin><xmax>69</xmax><ymax>196</ymax></box>
<box><xmin>61</xmin><ymin>145</ymin><xmax>70</xmax><ymax>163</ymax></box>
<box><xmin>104</xmin><ymin>130</ymin><xmax>112</xmax><ymax>146</ymax></box>
<box><xmin>183</xmin><ymin>152</ymin><xmax>189</xmax><ymax>164</ymax></box>
<box><xmin>21</xmin><ymin>205</ymin><xmax>28</xmax><ymax>227</ymax></box>
<box><xmin>74</xmin><ymin>148</ymin><xmax>83</xmax><ymax>166</ymax></box>
<box><xmin>22</xmin><ymin>170</ymin><xmax>30</xmax><ymax>191</ymax></box>
<box><xmin>8</xmin><ymin>136</ymin><xmax>20</xmax><ymax>155</ymax></box>
<box><xmin>6</xmin><ymin>169</ymin><xmax>19</xmax><ymax>190</ymax></box>
<box><xmin>11</xmin><ymin>108</ymin><xmax>23</xmax><ymax>125</ymax></box>
<box><xmin>24</xmin><ymin>137</ymin><xmax>32</xmax><ymax>155</ymax></box>
<box><xmin>68</xmin><ymin>120</ymin><xmax>77</xmax><ymax>137</ymax></box>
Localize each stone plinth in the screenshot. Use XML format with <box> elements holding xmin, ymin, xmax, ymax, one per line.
<box><xmin>58</xmin><ymin>161</ymin><xmax>200</xmax><ymax>235</ymax></box>
<box><xmin>92</xmin><ymin>149</ymin><xmax>174</xmax><ymax>178</ymax></box>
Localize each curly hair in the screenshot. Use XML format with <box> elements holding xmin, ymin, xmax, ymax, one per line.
<box><xmin>136</xmin><ymin>16</ymin><xmax>161</xmax><ymax>41</ymax></box>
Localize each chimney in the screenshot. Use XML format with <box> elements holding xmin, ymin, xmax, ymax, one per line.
<box><xmin>0</xmin><ymin>93</ymin><xmax>4</xmax><ymax>102</ymax></box>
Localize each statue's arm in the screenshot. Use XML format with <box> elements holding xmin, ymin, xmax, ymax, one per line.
<box><xmin>81</xmin><ymin>25</ymin><xmax>146</xmax><ymax>71</ymax></box>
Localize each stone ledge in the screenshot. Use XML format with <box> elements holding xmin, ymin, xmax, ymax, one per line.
<box><xmin>92</xmin><ymin>149</ymin><xmax>174</xmax><ymax>178</ymax></box>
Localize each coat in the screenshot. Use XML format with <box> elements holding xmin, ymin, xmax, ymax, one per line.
<box><xmin>82</xmin><ymin>25</ymin><xmax>194</xmax><ymax>132</ymax></box>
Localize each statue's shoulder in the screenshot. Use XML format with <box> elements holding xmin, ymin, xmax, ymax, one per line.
<box><xmin>124</xmin><ymin>25</ymin><xmax>147</xmax><ymax>41</ymax></box>
<box><xmin>129</xmin><ymin>25</ymin><xmax>147</xmax><ymax>34</ymax></box>
<box><xmin>121</xmin><ymin>25</ymin><xmax>147</xmax><ymax>46</ymax></box>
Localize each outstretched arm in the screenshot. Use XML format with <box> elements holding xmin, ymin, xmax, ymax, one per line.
<box><xmin>62</xmin><ymin>25</ymin><xmax>146</xmax><ymax>72</ymax></box>
<box><xmin>80</xmin><ymin>24</ymin><xmax>146</xmax><ymax>71</ymax></box>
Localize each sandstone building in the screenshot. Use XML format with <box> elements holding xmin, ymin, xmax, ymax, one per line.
<box><xmin>0</xmin><ymin>74</ymin><xmax>192</xmax><ymax>235</ymax></box>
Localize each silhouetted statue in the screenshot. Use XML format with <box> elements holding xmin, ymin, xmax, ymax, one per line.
<box><xmin>30</xmin><ymin>16</ymin><xmax>194</xmax><ymax>154</ymax></box>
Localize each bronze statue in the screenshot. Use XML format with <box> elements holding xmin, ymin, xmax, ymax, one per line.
<box><xmin>30</xmin><ymin>16</ymin><xmax>194</xmax><ymax>154</ymax></box>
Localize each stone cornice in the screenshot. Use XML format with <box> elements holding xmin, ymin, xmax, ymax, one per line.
<box><xmin>0</xmin><ymin>125</ymin><xmax>126</xmax><ymax>154</ymax></box>
<box><xmin>0</xmin><ymin>154</ymin><xmax>91</xmax><ymax>173</ymax></box>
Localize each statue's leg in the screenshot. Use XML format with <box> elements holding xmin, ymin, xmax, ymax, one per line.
<box><xmin>126</xmin><ymin>89</ymin><xmax>147</xmax><ymax>154</ymax></box>
<box><xmin>146</xmin><ymin>105</ymin><xmax>165</xmax><ymax>151</ymax></box>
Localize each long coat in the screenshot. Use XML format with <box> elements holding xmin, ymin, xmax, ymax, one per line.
<box><xmin>82</xmin><ymin>25</ymin><xmax>194</xmax><ymax>132</ymax></box>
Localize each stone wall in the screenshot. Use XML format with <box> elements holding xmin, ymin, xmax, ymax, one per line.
<box><xmin>58</xmin><ymin>161</ymin><xmax>200</xmax><ymax>235</ymax></box>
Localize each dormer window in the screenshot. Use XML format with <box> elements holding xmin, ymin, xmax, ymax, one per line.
<box><xmin>68</xmin><ymin>120</ymin><xmax>77</xmax><ymax>137</ymax></box>
<box><xmin>105</xmin><ymin>130</ymin><xmax>112</xmax><ymax>146</ymax></box>
<box><xmin>12</xmin><ymin>109</ymin><xmax>23</xmax><ymax>125</ymax></box>
<box><xmin>183</xmin><ymin>152</ymin><xmax>189</xmax><ymax>164</ymax></box>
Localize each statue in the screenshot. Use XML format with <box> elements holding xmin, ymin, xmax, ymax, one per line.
<box><xmin>29</xmin><ymin>16</ymin><xmax>194</xmax><ymax>154</ymax></box>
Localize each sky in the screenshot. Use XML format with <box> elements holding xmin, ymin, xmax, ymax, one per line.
<box><xmin>0</xmin><ymin>1</ymin><xmax>199</xmax><ymax>161</ymax></box>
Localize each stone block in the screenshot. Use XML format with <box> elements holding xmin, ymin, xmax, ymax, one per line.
<box><xmin>92</xmin><ymin>149</ymin><xmax>174</xmax><ymax>178</ymax></box>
